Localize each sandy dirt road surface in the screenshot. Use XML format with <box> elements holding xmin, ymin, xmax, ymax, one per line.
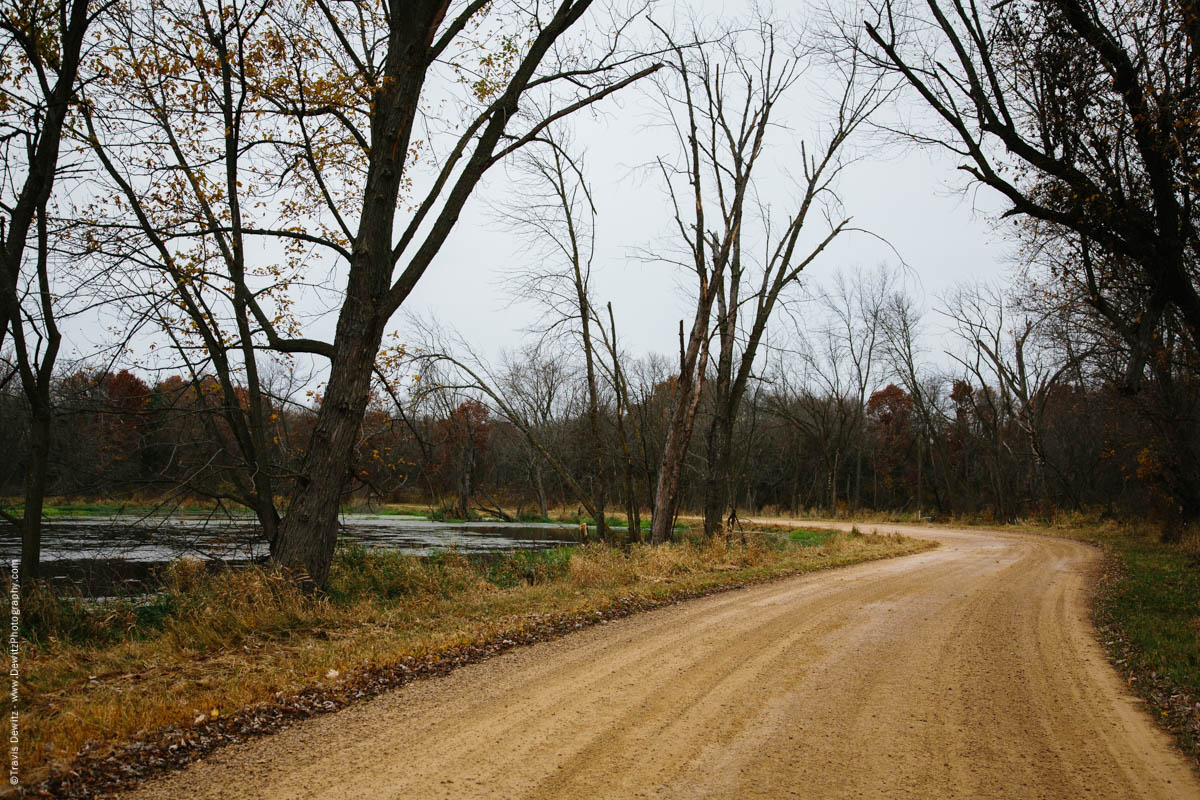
<box><xmin>125</xmin><ymin>524</ymin><xmax>1200</xmax><ymax>799</ymax></box>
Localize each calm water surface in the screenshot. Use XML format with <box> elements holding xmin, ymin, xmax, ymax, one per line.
<box><xmin>9</xmin><ymin>515</ymin><xmax>583</xmax><ymax>593</ymax></box>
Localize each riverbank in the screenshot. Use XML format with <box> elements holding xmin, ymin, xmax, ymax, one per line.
<box><xmin>20</xmin><ymin>526</ymin><xmax>932</xmax><ymax>797</ymax></box>
<box><xmin>3</xmin><ymin>512</ymin><xmax>586</xmax><ymax>596</ymax></box>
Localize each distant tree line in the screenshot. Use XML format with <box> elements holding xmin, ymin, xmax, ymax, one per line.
<box><xmin>4</xmin><ymin>274</ymin><xmax>1195</xmax><ymax>538</ymax></box>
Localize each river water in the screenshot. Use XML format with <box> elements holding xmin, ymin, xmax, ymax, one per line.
<box><xmin>7</xmin><ymin>515</ymin><xmax>584</xmax><ymax>593</ymax></box>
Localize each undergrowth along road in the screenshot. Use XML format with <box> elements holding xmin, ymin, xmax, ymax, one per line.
<box><xmin>21</xmin><ymin>527</ymin><xmax>925</xmax><ymax>798</ymax></box>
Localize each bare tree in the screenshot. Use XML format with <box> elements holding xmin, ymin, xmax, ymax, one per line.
<box><xmin>503</xmin><ymin>129</ymin><xmax>613</xmax><ymax>538</ymax></box>
<box><xmin>879</xmin><ymin>288</ymin><xmax>947</xmax><ymax>514</ymax></box>
<box><xmin>821</xmin><ymin>265</ymin><xmax>892</xmax><ymax>508</ymax></box>
<box><xmin>770</xmin><ymin>340</ymin><xmax>860</xmax><ymax>516</ymax></box>
<box><xmin>0</xmin><ymin>0</ymin><xmax>104</xmax><ymax>580</ymax></box>
<box><xmin>692</xmin><ymin>23</ymin><xmax>880</xmax><ymax>536</ymax></box>
<box><xmin>768</xmin><ymin>266</ymin><xmax>892</xmax><ymax>517</ymax></box>
<box><xmin>642</xmin><ymin>30</ymin><xmax>730</xmax><ymax>544</ymax></box>
<box><xmin>940</xmin><ymin>281</ymin><xmax>1080</xmax><ymax>513</ymax></box>
<box><xmin>403</xmin><ymin>324</ymin><xmax>609</xmax><ymax>533</ymax></box>
<box><xmin>495</xmin><ymin>344</ymin><xmax>577</xmax><ymax>519</ymax></box>
<box><xmin>641</xmin><ymin>15</ymin><xmax>880</xmax><ymax>539</ymax></box>
<box><xmin>598</xmin><ymin>302</ymin><xmax>645</xmax><ymax>538</ymax></box>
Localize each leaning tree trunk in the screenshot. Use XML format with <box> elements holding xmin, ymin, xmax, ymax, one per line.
<box><xmin>649</xmin><ymin>393</ymin><xmax>699</xmax><ymax>545</ymax></box>
<box><xmin>269</xmin><ymin>5</ymin><xmax>435</xmax><ymax>587</ymax></box>
<box><xmin>273</xmin><ymin>299</ymin><xmax>385</xmax><ymax>587</ymax></box>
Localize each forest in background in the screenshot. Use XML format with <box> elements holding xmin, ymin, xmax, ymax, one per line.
<box><xmin>3</xmin><ymin>268</ymin><xmax>1197</xmax><ymax>533</ymax></box>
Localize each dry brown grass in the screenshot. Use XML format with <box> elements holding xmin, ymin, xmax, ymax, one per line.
<box><xmin>23</xmin><ymin>530</ymin><xmax>932</xmax><ymax>784</ymax></box>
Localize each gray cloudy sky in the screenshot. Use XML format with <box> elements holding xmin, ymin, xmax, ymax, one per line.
<box><xmin>399</xmin><ymin>0</ymin><xmax>1013</xmax><ymax>364</ymax></box>
<box><xmin>59</xmin><ymin>0</ymin><xmax>1015</xmax><ymax>378</ymax></box>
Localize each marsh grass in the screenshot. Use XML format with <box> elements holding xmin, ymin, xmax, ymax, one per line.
<box><xmin>20</xmin><ymin>529</ymin><xmax>929</xmax><ymax>782</ymax></box>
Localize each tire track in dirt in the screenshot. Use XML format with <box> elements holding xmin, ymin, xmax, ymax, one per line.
<box><xmin>124</xmin><ymin>525</ymin><xmax>1200</xmax><ymax>799</ymax></box>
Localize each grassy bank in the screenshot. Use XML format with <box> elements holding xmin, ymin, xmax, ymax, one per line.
<box><xmin>22</xmin><ymin>527</ymin><xmax>931</xmax><ymax>793</ymax></box>
<box><xmin>359</xmin><ymin>503</ymin><xmax>689</xmax><ymax>530</ymax></box>
<box><xmin>3</xmin><ymin>500</ymin><xmax>236</xmax><ymax>518</ymax></box>
<box><xmin>4</xmin><ymin>498</ymin><xmax>685</xmax><ymax>527</ymax></box>
<box><xmin>1065</xmin><ymin>522</ymin><xmax>1200</xmax><ymax>764</ymax></box>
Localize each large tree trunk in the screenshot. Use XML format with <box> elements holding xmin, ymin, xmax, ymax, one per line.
<box><xmin>273</xmin><ymin>303</ymin><xmax>385</xmax><ymax>586</ymax></box>
<box><xmin>270</xmin><ymin>7</ymin><xmax>436</xmax><ymax>586</ymax></box>
<box><xmin>269</xmin><ymin>0</ymin><xmax>636</xmax><ymax>583</ymax></box>
<box><xmin>649</xmin><ymin>395</ymin><xmax>698</xmax><ymax>545</ymax></box>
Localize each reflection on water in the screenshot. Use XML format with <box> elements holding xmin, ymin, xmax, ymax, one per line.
<box><xmin>3</xmin><ymin>515</ymin><xmax>582</xmax><ymax>564</ymax></box>
<box><xmin>6</xmin><ymin>515</ymin><xmax>583</xmax><ymax>594</ymax></box>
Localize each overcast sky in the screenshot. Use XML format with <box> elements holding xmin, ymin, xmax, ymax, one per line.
<box><xmin>397</xmin><ymin>0</ymin><xmax>1015</xmax><ymax>365</ymax></box>
<box><xmin>59</xmin><ymin>0</ymin><xmax>1018</xmax><ymax>380</ymax></box>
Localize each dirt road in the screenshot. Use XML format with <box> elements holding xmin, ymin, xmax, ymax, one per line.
<box><xmin>126</xmin><ymin>525</ymin><xmax>1200</xmax><ymax>799</ymax></box>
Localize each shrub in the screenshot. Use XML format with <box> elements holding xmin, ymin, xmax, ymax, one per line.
<box><xmin>484</xmin><ymin>547</ymin><xmax>573</xmax><ymax>588</ymax></box>
<box><xmin>789</xmin><ymin>529</ymin><xmax>830</xmax><ymax>548</ymax></box>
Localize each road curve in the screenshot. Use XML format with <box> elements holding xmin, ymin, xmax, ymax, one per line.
<box><xmin>125</xmin><ymin>524</ymin><xmax>1200</xmax><ymax>800</ymax></box>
